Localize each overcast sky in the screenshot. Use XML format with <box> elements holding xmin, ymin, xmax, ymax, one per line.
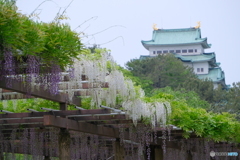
<box><xmin>16</xmin><ymin>0</ymin><xmax>240</xmax><ymax>85</ymax></box>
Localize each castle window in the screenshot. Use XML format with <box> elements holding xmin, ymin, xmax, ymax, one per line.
<box><xmin>188</xmin><ymin>49</ymin><xmax>193</xmax><ymax>53</ymax></box>
<box><xmin>163</xmin><ymin>50</ymin><xmax>168</xmax><ymax>53</ymax></box>
<box><xmin>169</xmin><ymin>50</ymin><xmax>174</xmax><ymax>53</ymax></box>
<box><xmin>201</xmin><ymin>68</ymin><xmax>204</xmax><ymax>72</ymax></box>
<box><xmin>153</xmin><ymin>51</ymin><xmax>156</xmax><ymax>54</ymax></box>
<box><xmin>157</xmin><ymin>51</ymin><xmax>162</xmax><ymax>54</ymax></box>
<box><xmin>182</xmin><ymin>49</ymin><xmax>187</xmax><ymax>53</ymax></box>
<box><xmin>176</xmin><ymin>50</ymin><xmax>181</xmax><ymax>53</ymax></box>
<box><xmin>195</xmin><ymin>49</ymin><xmax>197</xmax><ymax>52</ymax></box>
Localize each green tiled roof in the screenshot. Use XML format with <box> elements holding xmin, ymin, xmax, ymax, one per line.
<box><xmin>198</xmin><ymin>68</ymin><xmax>225</xmax><ymax>83</ymax></box>
<box><xmin>140</xmin><ymin>53</ymin><xmax>218</xmax><ymax>67</ymax></box>
<box><xmin>139</xmin><ymin>55</ymin><xmax>150</xmax><ymax>60</ymax></box>
<box><xmin>174</xmin><ymin>52</ymin><xmax>217</xmax><ymax>66</ymax></box>
<box><xmin>142</xmin><ymin>28</ymin><xmax>211</xmax><ymax>49</ymax></box>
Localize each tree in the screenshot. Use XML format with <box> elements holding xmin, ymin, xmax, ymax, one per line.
<box><xmin>125</xmin><ymin>54</ymin><xmax>220</xmax><ymax>104</ymax></box>
<box><xmin>126</xmin><ymin>54</ymin><xmax>196</xmax><ymax>89</ymax></box>
<box><xmin>180</xmin><ymin>78</ymin><xmax>214</xmax><ymax>102</ymax></box>
<box><xmin>210</xmin><ymin>82</ymin><xmax>240</xmax><ymax>119</ymax></box>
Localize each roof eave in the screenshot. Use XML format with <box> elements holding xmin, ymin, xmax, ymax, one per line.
<box><xmin>141</xmin><ymin>41</ymin><xmax>152</xmax><ymax>50</ymax></box>
<box><xmin>142</xmin><ymin>42</ymin><xmax>206</xmax><ymax>47</ymax></box>
<box><xmin>176</xmin><ymin>57</ymin><xmax>191</xmax><ymax>62</ymax></box>
<box><xmin>200</xmin><ymin>38</ymin><xmax>211</xmax><ymax>49</ymax></box>
<box><xmin>175</xmin><ymin>54</ymin><xmax>216</xmax><ymax>63</ymax></box>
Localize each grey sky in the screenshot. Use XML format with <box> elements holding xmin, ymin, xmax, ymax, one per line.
<box><xmin>16</xmin><ymin>0</ymin><xmax>240</xmax><ymax>85</ymax></box>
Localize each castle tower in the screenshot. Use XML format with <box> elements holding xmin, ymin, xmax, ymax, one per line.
<box><xmin>141</xmin><ymin>27</ymin><xmax>227</xmax><ymax>89</ymax></box>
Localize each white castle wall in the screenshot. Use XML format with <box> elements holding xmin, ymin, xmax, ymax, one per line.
<box><xmin>192</xmin><ymin>62</ymin><xmax>209</xmax><ymax>74</ymax></box>
<box><xmin>149</xmin><ymin>44</ymin><xmax>203</xmax><ymax>56</ymax></box>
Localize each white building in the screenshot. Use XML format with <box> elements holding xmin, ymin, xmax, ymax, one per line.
<box><xmin>141</xmin><ymin>27</ymin><xmax>228</xmax><ymax>89</ymax></box>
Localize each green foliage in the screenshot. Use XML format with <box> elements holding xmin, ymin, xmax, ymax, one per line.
<box><xmin>125</xmin><ymin>54</ymin><xmax>196</xmax><ymax>89</ymax></box>
<box><xmin>127</xmin><ymin>54</ymin><xmax>240</xmax><ymax>123</ymax></box>
<box><xmin>151</xmin><ymin>87</ymin><xmax>211</xmax><ymax>109</ymax></box>
<box><xmin>225</xmin><ymin>82</ymin><xmax>240</xmax><ymax>114</ymax></box>
<box><xmin>0</xmin><ymin>99</ymin><xmax>72</xmax><ymax>112</ymax></box>
<box><xmin>170</xmin><ymin>100</ymin><xmax>240</xmax><ymax>142</ymax></box>
<box><xmin>143</xmin><ymin>92</ymin><xmax>173</xmax><ymax>103</ymax></box>
<box><xmin>144</xmin><ymin>89</ymin><xmax>240</xmax><ymax>142</ymax></box>
<box><xmin>0</xmin><ymin>1</ymin><xmax>83</xmax><ymax>68</ymax></box>
<box><xmin>211</xmin><ymin>82</ymin><xmax>240</xmax><ymax>120</ymax></box>
<box><xmin>180</xmin><ymin>77</ymin><xmax>214</xmax><ymax>102</ymax></box>
<box><xmin>87</xmin><ymin>44</ymin><xmax>100</xmax><ymax>53</ymax></box>
<box><xmin>83</xmin><ymin>47</ymin><xmax>110</xmax><ymax>60</ymax></box>
<box><xmin>118</xmin><ymin>66</ymin><xmax>153</xmax><ymax>96</ymax></box>
<box><xmin>133</xmin><ymin>84</ymin><xmax>240</xmax><ymax>142</ymax></box>
<box><xmin>1</xmin><ymin>2</ymin><xmax>240</xmax><ymax>143</ymax></box>
<box><xmin>80</xmin><ymin>97</ymin><xmax>93</xmax><ymax>109</ymax></box>
<box><xmin>39</xmin><ymin>22</ymin><xmax>82</xmax><ymax>67</ymax></box>
<box><xmin>125</xmin><ymin>54</ymin><xmax>218</xmax><ymax>103</ymax></box>
<box><xmin>0</xmin><ymin>1</ymin><xmax>24</xmax><ymax>53</ymax></box>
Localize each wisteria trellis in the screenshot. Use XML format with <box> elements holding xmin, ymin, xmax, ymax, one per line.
<box><xmin>1</xmin><ymin>50</ymin><xmax>238</xmax><ymax>160</ymax></box>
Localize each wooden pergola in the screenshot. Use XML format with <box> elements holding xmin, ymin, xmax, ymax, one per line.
<box><xmin>0</xmin><ymin>73</ymin><xmax>239</xmax><ymax>160</ymax></box>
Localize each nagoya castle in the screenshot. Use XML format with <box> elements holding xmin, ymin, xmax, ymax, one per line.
<box><xmin>141</xmin><ymin>22</ymin><xmax>228</xmax><ymax>89</ymax></box>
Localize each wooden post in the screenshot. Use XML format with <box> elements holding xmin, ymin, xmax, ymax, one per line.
<box><xmin>58</xmin><ymin>103</ymin><xmax>71</xmax><ymax>160</ymax></box>
<box><xmin>154</xmin><ymin>146</ymin><xmax>163</xmax><ymax>160</ymax></box>
<box><xmin>44</xmin><ymin>155</ymin><xmax>51</xmax><ymax>160</ymax></box>
<box><xmin>114</xmin><ymin>138</ymin><xmax>125</xmax><ymax>160</ymax></box>
<box><xmin>0</xmin><ymin>140</ymin><xmax>3</xmax><ymax>160</ymax></box>
<box><xmin>59</xmin><ymin>103</ymin><xmax>67</xmax><ymax>112</ymax></box>
<box><xmin>0</xmin><ymin>153</ymin><xmax>3</xmax><ymax>160</ymax></box>
<box><xmin>58</xmin><ymin>128</ymin><xmax>71</xmax><ymax>160</ymax></box>
<box><xmin>186</xmin><ymin>150</ymin><xmax>192</xmax><ymax>160</ymax></box>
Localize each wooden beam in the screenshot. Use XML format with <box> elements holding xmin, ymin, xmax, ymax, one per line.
<box><xmin>0</xmin><ymin>77</ymin><xmax>81</xmax><ymax>106</ymax></box>
<box><xmin>95</xmin><ymin>120</ymin><xmax>139</xmax><ymax>125</ymax></box>
<box><xmin>0</xmin><ymin>109</ymin><xmax>111</xmax><ymax>119</ymax></box>
<box><xmin>1</xmin><ymin>92</ymin><xmax>34</xmax><ymax>100</ymax></box>
<box><xmin>0</xmin><ymin>118</ymin><xmax>43</xmax><ymax>125</ymax></box>
<box><xmin>73</xmin><ymin>114</ymin><xmax>127</xmax><ymax>121</ymax></box>
<box><xmin>43</xmin><ymin>115</ymin><xmax>128</xmax><ymax>138</ymax></box>
<box><xmin>0</xmin><ymin>124</ymin><xmax>45</xmax><ymax>130</ymax></box>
